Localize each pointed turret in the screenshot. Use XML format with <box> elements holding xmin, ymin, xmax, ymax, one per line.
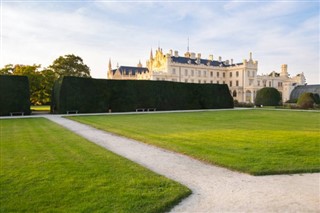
<box><xmin>137</xmin><ymin>60</ymin><xmax>142</xmax><ymax>68</ymax></box>
<box><xmin>108</xmin><ymin>58</ymin><xmax>112</xmax><ymax>71</ymax></box>
<box><xmin>150</xmin><ymin>48</ymin><xmax>153</xmax><ymax>60</ymax></box>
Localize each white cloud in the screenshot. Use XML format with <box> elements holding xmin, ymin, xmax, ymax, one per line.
<box><xmin>1</xmin><ymin>1</ymin><xmax>319</xmax><ymax>83</ymax></box>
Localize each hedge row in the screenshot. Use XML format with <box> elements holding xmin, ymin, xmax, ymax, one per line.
<box><xmin>51</xmin><ymin>76</ymin><xmax>234</xmax><ymax>114</ymax></box>
<box><xmin>0</xmin><ymin>75</ymin><xmax>31</xmax><ymax>116</ymax></box>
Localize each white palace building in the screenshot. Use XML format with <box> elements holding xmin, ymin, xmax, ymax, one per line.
<box><xmin>107</xmin><ymin>47</ymin><xmax>306</xmax><ymax>103</ymax></box>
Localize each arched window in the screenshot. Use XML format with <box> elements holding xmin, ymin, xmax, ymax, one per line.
<box><xmin>233</xmin><ymin>90</ymin><xmax>237</xmax><ymax>97</ymax></box>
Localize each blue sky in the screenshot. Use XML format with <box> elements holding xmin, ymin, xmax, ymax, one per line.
<box><xmin>1</xmin><ymin>0</ymin><xmax>319</xmax><ymax>84</ymax></box>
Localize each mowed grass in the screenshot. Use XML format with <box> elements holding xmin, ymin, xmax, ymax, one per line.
<box><xmin>69</xmin><ymin>110</ymin><xmax>320</xmax><ymax>175</ymax></box>
<box><xmin>31</xmin><ymin>105</ymin><xmax>50</xmax><ymax>111</ymax></box>
<box><xmin>0</xmin><ymin>118</ymin><xmax>190</xmax><ymax>212</ymax></box>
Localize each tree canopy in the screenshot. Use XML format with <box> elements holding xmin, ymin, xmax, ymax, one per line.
<box><xmin>0</xmin><ymin>64</ymin><xmax>56</xmax><ymax>105</ymax></box>
<box><xmin>0</xmin><ymin>54</ymin><xmax>91</xmax><ymax>105</ymax></box>
<box><xmin>49</xmin><ymin>54</ymin><xmax>91</xmax><ymax>78</ymax></box>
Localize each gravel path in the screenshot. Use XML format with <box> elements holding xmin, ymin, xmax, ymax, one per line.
<box><xmin>42</xmin><ymin>114</ymin><xmax>320</xmax><ymax>212</ymax></box>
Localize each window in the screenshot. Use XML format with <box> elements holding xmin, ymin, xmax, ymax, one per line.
<box><xmin>198</xmin><ymin>80</ymin><xmax>201</xmax><ymax>84</ymax></box>
<box><xmin>223</xmin><ymin>72</ymin><xmax>226</xmax><ymax>78</ymax></box>
<box><xmin>191</xmin><ymin>70</ymin><xmax>194</xmax><ymax>76</ymax></box>
<box><xmin>210</xmin><ymin>80</ymin><xmax>213</xmax><ymax>84</ymax></box>
<box><xmin>233</xmin><ymin>90</ymin><xmax>237</xmax><ymax>97</ymax></box>
<box><xmin>172</xmin><ymin>68</ymin><xmax>176</xmax><ymax>75</ymax></box>
<box><xmin>278</xmin><ymin>82</ymin><xmax>283</xmax><ymax>87</ymax></box>
<box><xmin>204</xmin><ymin>80</ymin><xmax>206</xmax><ymax>84</ymax></box>
<box><xmin>198</xmin><ymin>70</ymin><xmax>201</xmax><ymax>77</ymax></box>
<box><xmin>229</xmin><ymin>81</ymin><xmax>232</xmax><ymax>87</ymax></box>
<box><xmin>236</xmin><ymin>80</ymin><xmax>239</xmax><ymax>86</ymax></box>
<box><xmin>269</xmin><ymin>81</ymin><xmax>271</xmax><ymax>87</ymax></box>
<box><xmin>217</xmin><ymin>81</ymin><xmax>219</xmax><ymax>84</ymax></box>
<box><xmin>156</xmin><ymin>78</ymin><xmax>160</xmax><ymax>81</ymax></box>
<box><xmin>172</xmin><ymin>79</ymin><xmax>176</xmax><ymax>82</ymax></box>
<box><xmin>247</xmin><ymin>71</ymin><xmax>250</xmax><ymax>77</ymax></box>
<box><xmin>236</xmin><ymin>71</ymin><xmax>239</xmax><ymax>77</ymax></box>
<box><xmin>249</xmin><ymin>79</ymin><xmax>253</xmax><ymax>86</ymax></box>
<box><xmin>210</xmin><ymin>72</ymin><xmax>213</xmax><ymax>77</ymax></box>
<box><xmin>204</xmin><ymin>71</ymin><xmax>207</xmax><ymax>77</ymax></box>
<box><xmin>185</xmin><ymin>69</ymin><xmax>188</xmax><ymax>76</ymax></box>
<box><xmin>217</xmin><ymin>72</ymin><xmax>220</xmax><ymax>77</ymax></box>
<box><xmin>257</xmin><ymin>80</ymin><xmax>260</xmax><ymax>86</ymax></box>
<box><xmin>191</xmin><ymin>79</ymin><xmax>194</xmax><ymax>83</ymax></box>
<box><xmin>223</xmin><ymin>81</ymin><xmax>225</xmax><ymax>84</ymax></box>
<box><xmin>230</xmin><ymin>72</ymin><xmax>232</xmax><ymax>77</ymax></box>
<box><xmin>185</xmin><ymin>79</ymin><xmax>188</xmax><ymax>83</ymax></box>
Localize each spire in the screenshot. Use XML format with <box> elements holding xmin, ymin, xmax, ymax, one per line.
<box><xmin>150</xmin><ymin>48</ymin><xmax>153</xmax><ymax>60</ymax></box>
<box><xmin>108</xmin><ymin>58</ymin><xmax>112</xmax><ymax>71</ymax></box>
<box><xmin>249</xmin><ymin>52</ymin><xmax>252</xmax><ymax>61</ymax></box>
<box><xmin>137</xmin><ymin>60</ymin><xmax>142</xmax><ymax>68</ymax></box>
<box><xmin>187</xmin><ymin>37</ymin><xmax>189</xmax><ymax>52</ymax></box>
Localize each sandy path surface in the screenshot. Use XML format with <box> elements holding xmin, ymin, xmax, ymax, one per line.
<box><xmin>41</xmin><ymin>115</ymin><xmax>319</xmax><ymax>212</ymax></box>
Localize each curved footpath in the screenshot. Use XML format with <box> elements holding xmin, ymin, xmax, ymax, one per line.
<box><xmin>3</xmin><ymin>112</ymin><xmax>318</xmax><ymax>212</ymax></box>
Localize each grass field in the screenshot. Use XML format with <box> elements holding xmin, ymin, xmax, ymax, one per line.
<box><xmin>0</xmin><ymin>118</ymin><xmax>190</xmax><ymax>212</ymax></box>
<box><xmin>69</xmin><ymin>109</ymin><xmax>320</xmax><ymax>175</ymax></box>
<box><xmin>30</xmin><ymin>105</ymin><xmax>50</xmax><ymax>111</ymax></box>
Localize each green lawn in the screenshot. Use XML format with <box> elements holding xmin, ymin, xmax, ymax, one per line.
<box><xmin>69</xmin><ymin>110</ymin><xmax>320</xmax><ymax>175</ymax></box>
<box><xmin>0</xmin><ymin>118</ymin><xmax>190</xmax><ymax>212</ymax></box>
<box><xmin>31</xmin><ymin>105</ymin><xmax>50</xmax><ymax>111</ymax></box>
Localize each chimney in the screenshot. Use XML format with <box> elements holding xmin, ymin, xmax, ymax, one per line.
<box><xmin>190</xmin><ymin>52</ymin><xmax>196</xmax><ymax>59</ymax></box>
<box><xmin>169</xmin><ymin>49</ymin><xmax>173</xmax><ymax>56</ymax></box>
<box><xmin>174</xmin><ymin>50</ymin><xmax>179</xmax><ymax>57</ymax></box>
<box><xmin>208</xmin><ymin>55</ymin><xmax>213</xmax><ymax>61</ymax></box>
<box><xmin>231</xmin><ymin>59</ymin><xmax>233</xmax><ymax>64</ymax></box>
<box><xmin>225</xmin><ymin>60</ymin><xmax>229</xmax><ymax>65</ymax></box>
<box><xmin>218</xmin><ymin>56</ymin><xmax>222</xmax><ymax>62</ymax></box>
<box><xmin>197</xmin><ymin>53</ymin><xmax>201</xmax><ymax>59</ymax></box>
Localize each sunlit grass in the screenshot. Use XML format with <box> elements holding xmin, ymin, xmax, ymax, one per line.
<box><xmin>31</xmin><ymin>105</ymin><xmax>50</xmax><ymax>111</ymax></box>
<box><xmin>69</xmin><ymin>110</ymin><xmax>320</xmax><ymax>175</ymax></box>
<box><xmin>0</xmin><ymin>118</ymin><xmax>190</xmax><ymax>212</ymax></box>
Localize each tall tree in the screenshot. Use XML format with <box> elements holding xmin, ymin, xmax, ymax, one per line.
<box><xmin>49</xmin><ymin>54</ymin><xmax>91</xmax><ymax>78</ymax></box>
<box><xmin>0</xmin><ymin>64</ymin><xmax>58</xmax><ymax>105</ymax></box>
<box><xmin>0</xmin><ymin>64</ymin><xmax>14</xmax><ymax>75</ymax></box>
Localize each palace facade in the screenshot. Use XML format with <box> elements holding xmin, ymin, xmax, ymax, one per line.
<box><xmin>107</xmin><ymin>47</ymin><xmax>306</xmax><ymax>103</ymax></box>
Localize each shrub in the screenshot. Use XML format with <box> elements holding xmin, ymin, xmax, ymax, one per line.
<box><xmin>297</xmin><ymin>92</ymin><xmax>315</xmax><ymax>109</ymax></box>
<box><xmin>313</xmin><ymin>93</ymin><xmax>320</xmax><ymax>104</ymax></box>
<box><xmin>52</xmin><ymin>77</ymin><xmax>234</xmax><ymax>114</ymax></box>
<box><xmin>234</xmin><ymin>100</ymin><xmax>254</xmax><ymax>108</ymax></box>
<box><xmin>0</xmin><ymin>75</ymin><xmax>31</xmax><ymax>116</ymax></box>
<box><xmin>255</xmin><ymin>87</ymin><xmax>281</xmax><ymax>106</ymax></box>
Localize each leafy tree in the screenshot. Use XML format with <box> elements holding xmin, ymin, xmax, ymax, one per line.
<box><xmin>49</xmin><ymin>54</ymin><xmax>91</xmax><ymax>78</ymax></box>
<box><xmin>0</xmin><ymin>64</ymin><xmax>14</xmax><ymax>75</ymax></box>
<box><xmin>0</xmin><ymin>64</ymin><xmax>57</xmax><ymax>105</ymax></box>
<box><xmin>297</xmin><ymin>92</ymin><xmax>316</xmax><ymax>109</ymax></box>
<box><xmin>255</xmin><ymin>87</ymin><xmax>281</xmax><ymax>106</ymax></box>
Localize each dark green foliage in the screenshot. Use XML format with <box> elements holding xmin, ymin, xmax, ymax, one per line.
<box><xmin>49</xmin><ymin>54</ymin><xmax>91</xmax><ymax>78</ymax></box>
<box><xmin>52</xmin><ymin>77</ymin><xmax>234</xmax><ymax>114</ymax></box>
<box><xmin>0</xmin><ymin>75</ymin><xmax>31</xmax><ymax>116</ymax></box>
<box><xmin>313</xmin><ymin>93</ymin><xmax>320</xmax><ymax>104</ymax></box>
<box><xmin>297</xmin><ymin>92</ymin><xmax>316</xmax><ymax>109</ymax></box>
<box><xmin>255</xmin><ymin>87</ymin><xmax>281</xmax><ymax>106</ymax></box>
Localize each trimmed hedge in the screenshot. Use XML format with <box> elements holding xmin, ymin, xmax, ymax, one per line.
<box><xmin>51</xmin><ymin>76</ymin><xmax>234</xmax><ymax>114</ymax></box>
<box><xmin>0</xmin><ymin>75</ymin><xmax>31</xmax><ymax>116</ymax></box>
<box><xmin>255</xmin><ymin>87</ymin><xmax>281</xmax><ymax>106</ymax></box>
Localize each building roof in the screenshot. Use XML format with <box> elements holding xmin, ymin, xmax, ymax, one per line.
<box><xmin>113</xmin><ymin>66</ymin><xmax>149</xmax><ymax>75</ymax></box>
<box><xmin>171</xmin><ymin>56</ymin><xmax>243</xmax><ymax>67</ymax></box>
<box><xmin>290</xmin><ymin>84</ymin><xmax>320</xmax><ymax>100</ymax></box>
